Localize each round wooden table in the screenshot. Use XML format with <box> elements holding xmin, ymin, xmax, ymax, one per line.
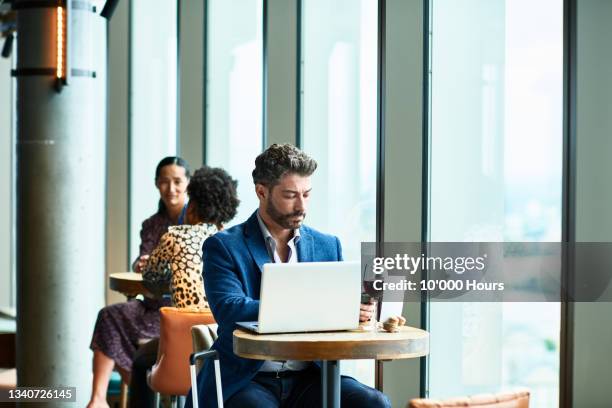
<box><xmin>233</xmin><ymin>326</ymin><xmax>429</xmax><ymax>408</ymax></box>
<box><xmin>109</xmin><ymin>272</ymin><xmax>151</xmax><ymax>298</ymax></box>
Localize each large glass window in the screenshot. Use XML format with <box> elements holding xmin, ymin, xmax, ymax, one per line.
<box><xmin>129</xmin><ymin>0</ymin><xmax>178</xmax><ymax>263</ymax></box>
<box><xmin>301</xmin><ymin>0</ymin><xmax>378</xmax><ymax>385</ymax></box>
<box><xmin>205</xmin><ymin>0</ymin><xmax>263</xmax><ymax>225</ymax></box>
<box><xmin>427</xmin><ymin>0</ymin><xmax>562</xmax><ymax>406</ymax></box>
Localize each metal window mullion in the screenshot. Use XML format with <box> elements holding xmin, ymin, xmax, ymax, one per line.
<box><xmin>560</xmin><ymin>0</ymin><xmax>577</xmax><ymax>406</ymax></box>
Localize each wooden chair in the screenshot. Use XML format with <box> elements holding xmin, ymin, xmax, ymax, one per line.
<box><xmin>408</xmin><ymin>390</ymin><xmax>530</xmax><ymax>408</ymax></box>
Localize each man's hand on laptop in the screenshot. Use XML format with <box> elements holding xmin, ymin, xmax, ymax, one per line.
<box><xmin>359</xmin><ymin>299</ymin><xmax>377</xmax><ymax>322</ymax></box>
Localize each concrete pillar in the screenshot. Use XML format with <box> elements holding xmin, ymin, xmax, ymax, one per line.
<box><xmin>14</xmin><ymin>0</ymin><xmax>106</xmax><ymax>405</ymax></box>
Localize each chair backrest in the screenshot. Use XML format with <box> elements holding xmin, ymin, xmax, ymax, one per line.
<box><xmin>191</xmin><ymin>324</ymin><xmax>219</xmax><ymax>372</ymax></box>
<box><xmin>408</xmin><ymin>390</ymin><xmax>530</xmax><ymax>408</ymax></box>
<box><xmin>149</xmin><ymin>307</ymin><xmax>215</xmax><ymax>396</ymax></box>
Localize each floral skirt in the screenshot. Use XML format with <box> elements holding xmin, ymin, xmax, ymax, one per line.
<box><xmin>90</xmin><ymin>297</ymin><xmax>171</xmax><ymax>372</ymax></box>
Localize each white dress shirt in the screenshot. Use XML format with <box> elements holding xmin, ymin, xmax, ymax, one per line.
<box><xmin>256</xmin><ymin>211</ymin><xmax>310</xmax><ymax>373</ymax></box>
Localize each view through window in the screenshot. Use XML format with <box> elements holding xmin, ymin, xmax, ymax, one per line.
<box><xmin>427</xmin><ymin>0</ymin><xmax>562</xmax><ymax>406</ymax></box>
<box><xmin>205</xmin><ymin>0</ymin><xmax>264</xmax><ymax>227</ymax></box>
<box><xmin>301</xmin><ymin>0</ymin><xmax>378</xmax><ymax>386</ymax></box>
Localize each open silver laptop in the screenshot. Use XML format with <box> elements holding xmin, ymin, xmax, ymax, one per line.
<box><xmin>237</xmin><ymin>261</ymin><xmax>361</xmax><ymax>334</ymax></box>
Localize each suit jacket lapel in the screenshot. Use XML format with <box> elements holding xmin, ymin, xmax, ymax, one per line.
<box><xmin>297</xmin><ymin>227</ymin><xmax>314</xmax><ymax>262</ymax></box>
<box><xmin>243</xmin><ymin>211</ymin><xmax>272</xmax><ymax>273</ymax></box>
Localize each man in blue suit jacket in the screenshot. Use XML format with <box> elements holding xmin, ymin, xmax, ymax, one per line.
<box><xmin>188</xmin><ymin>144</ymin><xmax>390</xmax><ymax>408</ymax></box>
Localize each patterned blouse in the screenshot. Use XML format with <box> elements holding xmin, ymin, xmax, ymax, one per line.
<box><xmin>142</xmin><ymin>223</ymin><xmax>218</xmax><ymax>310</ymax></box>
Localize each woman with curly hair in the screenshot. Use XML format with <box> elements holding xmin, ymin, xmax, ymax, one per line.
<box><xmin>142</xmin><ymin>166</ymin><xmax>240</xmax><ymax>309</ymax></box>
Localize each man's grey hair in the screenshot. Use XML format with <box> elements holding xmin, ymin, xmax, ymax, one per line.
<box><xmin>252</xmin><ymin>144</ymin><xmax>317</xmax><ymax>186</ymax></box>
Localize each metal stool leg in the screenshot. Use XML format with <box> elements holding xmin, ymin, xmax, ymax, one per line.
<box><xmin>119</xmin><ymin>380</ymin><xmax>128</xmax><ymax>408</ymax></box>
<box><xmin>321</xmin><ymin>360</ymin><xmax>340</xmax><ymax>408</ymax></box>
<box><xmin>189</xmin><ymin>350</ymin><xmax>223</xmax><ymax>408</ymax></box>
